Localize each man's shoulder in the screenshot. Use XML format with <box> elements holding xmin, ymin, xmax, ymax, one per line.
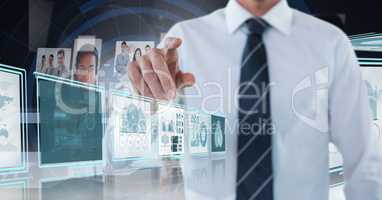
<box><xmin>167</xmin><ymin>8</ymin><xmax>226</xmax><ymax>36</ymax></box>
<box><xmin>180</xmin><ymin>8</ymin><xmax>225</xmax><ymax>26</ymax></box>
<box><xmin>291</xmin><ymin>9</ymin><xmax>347</xmax><ymax>41</ymax></box>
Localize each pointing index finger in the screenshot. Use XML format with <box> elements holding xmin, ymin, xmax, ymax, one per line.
<box><xmin>148</xmin><ymin>48</ymin><xmax>177</xmax><ymax>99</ymax></box>
<box><xmin>163</xmin><ymin>37</ymin><xmax>182</xmax><ymax>84</ymax></box>
<box><xmin>164</xmin><ymin>37</ymin><xmax>182</xmax><ymax>50</ymax></box>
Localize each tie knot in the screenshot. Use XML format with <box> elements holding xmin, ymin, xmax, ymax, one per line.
<box><xmin>245</xmin><ymin>18</ymin><xmax>269</xmax><ymax>36</ymax></box>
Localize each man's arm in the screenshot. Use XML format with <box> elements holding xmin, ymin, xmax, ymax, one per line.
<box><xmin>329</xmin><ymin>32</ymin><xmax>382</xmax><ymax>200</ymax></box>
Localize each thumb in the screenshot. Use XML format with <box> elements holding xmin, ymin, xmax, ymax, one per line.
<box><xmin>176</xmin><ymin>71</ymin><xmax>196</xmax><ymax>89</ymax></box>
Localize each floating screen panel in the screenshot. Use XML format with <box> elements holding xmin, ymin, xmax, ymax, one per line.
<box><xmin>352</xmin><ymin>36</ymin><xmax>382</xmax><ymax>52</ymax></box>
<box><xmin>112</xmin><ymin>93</ymin><xmax>152</xmax><ymax>160</ymax></box>
<box><xmin>211</xmin><ymin>114</ymin><xmax>226</xmax><ymax>153</ymax></box>
<box><xmin>0</xmin><ymin>64</ymin><xmax>27</xmax><ymax>173</ymax></box>
<box><xmin>0</xmin><ymin>180</ymin><xmax>27</xmax><ymax>200</ymax></box>
<box><xmin>36</xmin><ymin>48</ymin><xmax>72</xmax><ymax>79</ymax></box>
<box><xmin>360</xmin><ymin>65</ymin><xmax>382</xmax><ymax>139</ymax></box>
<box><xmin>158</xmin><ymin>104</ymin><xmax>184</xmax><ymax>156</ymax></box>
<box><xmin>37</xmin><ymin>78</ymin><xmax>103</xmax><ymax>166</ymax></box>
<box><xmin>188</xmin><ymin>110</ymin><xmax>210</xmax><ymax>155</ymax></box>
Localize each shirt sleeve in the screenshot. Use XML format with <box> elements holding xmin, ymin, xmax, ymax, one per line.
<box><xmin>329</xmin><ymin>32</ymin><xmax>382</xmax><ymax>200</ymax></box>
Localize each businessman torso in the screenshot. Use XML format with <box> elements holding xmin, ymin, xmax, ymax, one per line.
<box><xmin>159</xmin><ymin>0</ymin><xmax>376</xmax><ymax>199</ymax></box>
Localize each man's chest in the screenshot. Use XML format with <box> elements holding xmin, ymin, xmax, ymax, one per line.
<box><xmin>181</xmin><ymin>33</ymin><xmax>332</xmax><ymax>134</ymax></box>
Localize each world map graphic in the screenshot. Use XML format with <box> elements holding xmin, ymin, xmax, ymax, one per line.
<box><xmin>0</xmin><ymin>93</ymin><xmax>14</xmax><ymax>135</ymax></box>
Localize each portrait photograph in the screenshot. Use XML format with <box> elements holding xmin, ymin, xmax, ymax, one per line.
<box><xmin>36</xmin><ymin>48</ymin><xmax>72</xmax><ymax>79</ymax></box>
<box><xmin>71</xmin><ymin>36</ymin><xmax>102</xmax><ymax>85</ymax></box>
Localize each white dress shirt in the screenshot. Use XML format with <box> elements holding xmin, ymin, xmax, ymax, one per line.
<box><xmin>159</xmin><ymin>0</ymin><xmax>382</xmax><ymax>199</ymax></box>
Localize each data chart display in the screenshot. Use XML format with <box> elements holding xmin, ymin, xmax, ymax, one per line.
<box><xmin>158</xmin><ymin>104</ymin><xmax>184</xmax><ymax>156</ymax></box>
<box><xmin>211</xmin><ymin>114</ymin><xmax>226</xmax><ymax>153</ymax></box>
<box><xmin>360</xmin><ymin>66</ymin><xmax>382</xmax><ymax>139</ymax></box>
<box><xmin>37</xmin><ymin>77</ymin><xmax>103</xmax><ymax>166</ymax></box>
<box><xmin>188</xmin><ymin>111</ymin><xmax>210</xmax><ymax>155</ymax></box>
<box><xmin>0</xmin><ymin>64</ymin><xmax>27</xmax><ymax>173</ymax></box>
<box><xmin>112</xmin><ymin>93</ymin><xmax>152</xmax><ymax>160</ymax></box>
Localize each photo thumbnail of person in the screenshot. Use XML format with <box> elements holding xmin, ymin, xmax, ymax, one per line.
<box><xmin>144</xmin><ymin>45</ymin><xmax>151</xmax><ymax>54</ymax></box>
<box><xmin>113</xmin><ymin>41</ymin><xmax>154</xmax><ymax>75</ymax></box>
<box><xmin>72</xmin><ymin>36</ymin><xmax>102</xmax><ymax>85</ymax></box>
<box><xmin>36</xmin><ymin>48</ymin><xmax>72</xmax><ymax>78</ymax></box>
<box><xmin>132</xmin><ymin>48</ymin><xmax>143</xmax><ymax>62</ymax></box>
<box><xmin>114</xmin><ymin>41</ymin><xmax>131</xmax><ymax>75</ymax></box>
<box><xmin>112</xmin><ymin>41</ymin><xmax>154</xmax><ymax>91</ymax></box>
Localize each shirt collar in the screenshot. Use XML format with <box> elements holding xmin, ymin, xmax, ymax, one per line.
<box><xmin>225</xmin><ymin>0</ymin><xmax>293</xmax><ymax>35</ymax></box>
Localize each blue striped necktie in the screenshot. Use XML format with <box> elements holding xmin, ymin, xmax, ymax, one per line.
<box><xmin>236</xmin><ymin>18</ymin><xmax>273</xmax><ymax>200</ymax></box>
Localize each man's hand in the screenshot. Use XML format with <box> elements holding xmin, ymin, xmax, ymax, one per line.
<box><xmin>128</xmin><ymin>37</ymin><xmax>195</xmax><ymax>100</ymax></box>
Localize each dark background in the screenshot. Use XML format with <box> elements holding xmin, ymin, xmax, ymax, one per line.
<box><xmin>0</xmin><ymin>0</ymin><xmax>381</xmax><ymax>151</ymax></box>
<box><xmin>1</xmin><ymin>0</ymin><xmax>382</xmax><ymax>70</ymax></box>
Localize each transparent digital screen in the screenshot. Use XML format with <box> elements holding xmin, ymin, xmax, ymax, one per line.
<box><xmin>158</xmin><ymin>104</ymin><xmax>184</xmax><ymax>156</ymax></box>
<box><xmin>351</xmin><ymin>36</ymin><xmax>382</xmax><ymax>52</ymax></box>
<box><xmin>0</xmin><ymin>68</ymin><xmax>24</xmax><ymax>170</ymax></box>
<box><xmin>211</xmin><ymin>115</ymin><xmax>226</xmax><ymax>153</ymax></box>
<box><xmin>71</xmin><ymin>36</ymin><xmax>102</xmax><ymax>85</ymax></box>
<box><xmin>112</xmin><ymin>94</ymin><xmax>152</xmax><ymax>160</ymax></box>
<box><xmin>188</xmin><ymin>111</ymin><xmax>210</xmax><ymax>155</ymax></box>
<box><xmin>360</xmin><ymin>66</ymin><xmax>382</xmax><ymax>139</ymax></box>
<box><xmin>36</xmin><ymin>48</ymin><xmax>72</xmax><ymax>79</ymax></box>
<box><xmin>0</xmin><ymin>181</ymin><xmax>26</xmax><ymax>200</ymax></box>
<box><xmin>114</xmin><ymin>41</ymin><xmax>155</xmax><ymax>67</ymax></box>
<box><xmin>38</xmin><ymin>78</ymin><xmax>103</xmax><ymax>166</ymax></box>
